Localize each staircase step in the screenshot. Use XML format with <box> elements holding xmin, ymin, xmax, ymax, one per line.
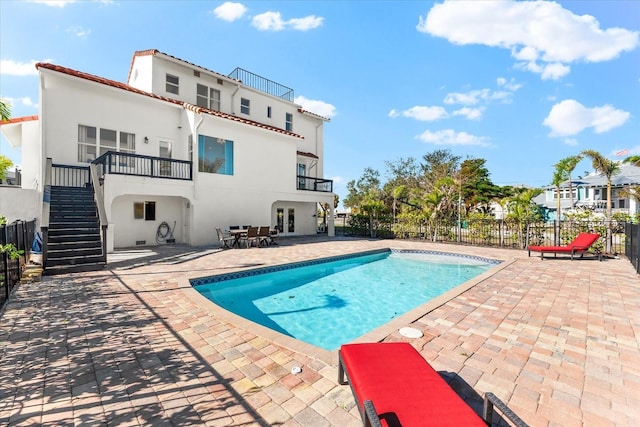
<box><xmin>45</xmin><ymin>241</ymin><xmax>102</xmax><ymax>250</ymax></box>
<box><xmin>48</xmin><ymin>247</ymin><xmax>103</xmax><ymax>259</ymax></box>
<box><xmin>44</xmin><ymin>262</ymin><xmax>105</xmax><ymax>275</ymax></box>
<box><xmin>45</xmin><ymin>254</ymin><xmax>105</xmax><ymax>267</ymax></box>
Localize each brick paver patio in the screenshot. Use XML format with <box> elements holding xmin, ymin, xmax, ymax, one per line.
<box><xmin>1</xmin><ymin>236</ymin><xmax>639</xmax><ymax>426</ymax></box>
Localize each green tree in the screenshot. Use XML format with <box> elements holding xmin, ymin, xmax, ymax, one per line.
<box><xmin>0</xmin><ymin>98</ymin><xmax>13</xmax><ymax>180</ymax></box>
<box><xmin>344</xmin><ymin>168</ymin><xmax>387</xmax><ymax>237</ymax></box>
<box><xmin>623</xmin><ymin>155</ymin><xmax>640</xmax><ymax>166</ymax></box>
<box><xmin>0</xmin><ymin>98</ymin><xmax>10</xmax><ymax>121</ymax></box>
<box><xmin>554</xmin><ymin>155</ymin><xmax>582</xmax><ymax>208</ymax></box>
<box><xmin>581</xmin><ymin>149</ymin><xmax>620</xmax><ymax>253</ymax></box>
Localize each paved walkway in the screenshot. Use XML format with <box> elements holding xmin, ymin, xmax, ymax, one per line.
<box><xmin>1</xmin><ymin>237</ymin><xmax>639</xmax><ymax>426</ymax></box>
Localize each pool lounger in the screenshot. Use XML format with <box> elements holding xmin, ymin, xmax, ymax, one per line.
<box><xmin>338</xmin><ymin>342</ymin><xmax>529</xmax><ymax>427</ymax></box>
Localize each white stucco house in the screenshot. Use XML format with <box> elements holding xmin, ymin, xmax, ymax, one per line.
<box><xmin>1</xmin><ymin>49</ymin><xmax>335</xmax><ymax>258</ymax></box>
<box><xmin>535</xmin><ymin>163</ymin><xmax>640</xmax><ymax>220</ymax></box>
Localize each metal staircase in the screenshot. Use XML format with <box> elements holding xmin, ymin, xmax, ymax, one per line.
<box><xmin>44</xmin><ymin>185</ymin><xmax>106</xmax><ymax>275</ymax></box>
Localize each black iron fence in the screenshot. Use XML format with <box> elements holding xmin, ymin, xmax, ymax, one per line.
<box><xmin>625</xmin><ymin>223</ymin><xmax>639</xmax><ymax>274</ymax></box>
<box><xmin>297</xmin><ymin>175</ymin><xmax>333</xmax><ymax>193</ymax></box>
<box><xmin>342</xmin><ymin>216</ymin><xmax>626</xmax><ymax>255</ymax></box>
<box><xmin>1</xmin><ymin>219</ymin><xmax>36</xmax><ymax>309</ymax></box>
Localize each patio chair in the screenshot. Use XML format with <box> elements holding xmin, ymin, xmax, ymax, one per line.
<box><xmin>528</xmin><ymin>232</ymin><xmax>602</xmax><ymax>261</ymax></box>
<box><xmin>216</xmin><ymin>227</ymin><xmax>235</xmax><ymax>249</ymax></box>
<box><xmin>338</xmin><ymin>342</ymin><xmax>529</xmax><ymax>427</ymax></box>
<box><xmin>257</xmin><ymin>226</ymin><xmax>271</xmax><ymax>246</ymax></box>
<box><xmin>244</xmin><ymin>226</ymin><xmax>260</xmax><ymax>248</ymax></box>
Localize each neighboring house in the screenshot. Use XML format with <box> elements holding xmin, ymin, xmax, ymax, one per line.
<box><xmin>535</xmin><ymin>163</ymin><xmax>640</xmax><ymax>220</ymax></box>
<box><xmin>1</xmin><ymin>49</ymin><xmax>335</xmax><ymax>257</ymax></box>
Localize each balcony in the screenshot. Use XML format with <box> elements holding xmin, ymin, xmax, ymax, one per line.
<box><xmin>228</xmin><ymin>67</ymin><xmax>294</xmax><ymax>102</ymax></box>
<box><xmin>297</xmin><ymin>175</ymin><xmax>333</xmax><ymax>193</ymax></box>
<box><xmin>93</xmin><ymin>151</ymin><xmax>192</xmax><ymax>181</ymax></box>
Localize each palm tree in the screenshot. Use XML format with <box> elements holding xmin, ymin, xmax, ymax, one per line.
<box><xmin>581</xmin><ymin>149</ymin><xmax>620</xmax><ymax>253</ymax></box>
<box><xmin>0</xmin><ymin>98</ymin><xmax>10</xmax><ymax>121</ymax></box>
<box><xmin>623</xmin><ymin>155</ymin><xmax>640</xmax><ymax>167</ymax></box>
<box><xmin>556</xmin><ymin>155</ymin><xmax>582</xmax><ymax>207</ymax></box>
<box><xmin>551</xmin><ymin>167</ymin><xmax>568</xmax><ymax>245</ymax></box>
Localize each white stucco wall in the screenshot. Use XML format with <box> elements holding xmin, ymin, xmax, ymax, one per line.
<box><xmin>111</xmin><ymin>194</ymin><xmax>186</xmax><ymax>249</ymax></box>
<box><xmin>0</xmin><ymin>187</ymin><xmax>40</xmax><ymax>225</ymax></box>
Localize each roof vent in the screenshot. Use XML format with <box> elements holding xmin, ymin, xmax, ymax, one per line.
<box><xmin>194</xmin><ymin>70</ymin><xmax>200</xmax><ymax>77</ymax></box>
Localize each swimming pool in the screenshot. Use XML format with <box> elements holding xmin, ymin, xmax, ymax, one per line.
<box><xmin>191</xmin><ymin>249</ymin><xmax>500</xmax><ymax>351</ymax></box>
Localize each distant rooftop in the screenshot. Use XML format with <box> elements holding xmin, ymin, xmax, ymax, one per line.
<box><xmin>228</xmin><ymin>67</ymin><xmax>294</xmax><ymax>102</ymax></box>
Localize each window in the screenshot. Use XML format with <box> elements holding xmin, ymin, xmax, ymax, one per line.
<box><xmin>286</xmin><ymin>113</ymin><xmax>293</xmax><ymax>131</ymax></box>
<box><xmin>240</xmin><ymin>98</ymin><xmax>250</xmax><ymax>115</ymax></box>
<box><xmin>166</xmin><ymin>74</ymin><xmax>179</xmax><ymax>95</ymax></box>
<box><xmin>134</xmin><ymin>201</ymin><xmax>156</xmax><ymax>221</ymax></box>
<box><xmin>78</xmin><ymin>125</ymin><xmax>97</xmax><ymax>162</ymax></box>
<box><xmin>619</xmin><ymin>199</ymin><xmax>625</xmax><ymax>209</ymax></box>
<box><xmin>99</xmin><ymin>128</ymin><xmax>117</xmax><ymax>156</ymax></box>
<box><xmin>196</xmin><ymin>84</ymin><xmax>221</xmax><ymax>110</ymax></box>
<box><xmin>198</xmin><ymin>135</ymin><xmax>234</xmax><ymax>175</ymax></box>
<box><xmin>78</xmin><ymin>125</ymin><xmax>137</xmax><ymax>164</ymax></box>
<box><xmin>267</xmin><ymin>106</ymin><xmax>272</xmax><ymax>118</ymax></box>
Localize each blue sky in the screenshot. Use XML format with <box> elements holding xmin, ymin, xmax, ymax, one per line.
<box><xmin>1</xmin><ymin>0</ymin><xmax>638</xmax><ymax>207</ymax></box>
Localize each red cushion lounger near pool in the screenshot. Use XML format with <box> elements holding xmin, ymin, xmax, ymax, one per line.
<box><xmin>338</xmin><ymin>342</ymin><xmax>529</xmax><ymax>427</ymax></box>
<box><xmin>528</xmin><ymin>232</ymin><xmax>602</xmax><ymax>261</ymax></box>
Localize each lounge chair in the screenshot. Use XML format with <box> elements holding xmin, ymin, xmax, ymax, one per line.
<box><xmin>216</xmin><ymin>227</ymin><xmax>235</xmax><ymax>249</ymax></box>
<box><xmin>528</xmin><ymin>232</ymin><xmax>601</xmax><ymax>261</ymax></box>
<box><xmin>338</xmin><ymin>342</ymin><xmax>529</xmax><ymax>427</ymax></box>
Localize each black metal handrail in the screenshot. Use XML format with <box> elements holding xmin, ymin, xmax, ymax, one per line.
<box><xmin>51</xmin><ymin>164</ymin><xmax>91</xmax><ymax>187</ymax></box>
<box><xmin>228</xmin><ymin>67</ymin><xmax>294</xmax><ymax>102</ymax></box>
<box><xmin>93</xmin><ymin>151</ymin><xmax>193</xmax><ymax>181</ymax></box>
<box><xmin>297</xmin><ymin>175</ymin><xmax>333</xmax><ymax>193</ymax></box>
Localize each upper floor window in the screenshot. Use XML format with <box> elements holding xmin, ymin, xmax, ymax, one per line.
<box><xmin>286</xmin><ymin>113</ymin><xmax>293</xmax><ymax>131</ymax></box>
<box><xmin>267</xmin><ymin>106</ymin><xmax>272</xmax><ymax>118</ymax></box>
<box><xmin>198</xmin><ymin>135</ymin><xmax>234</xmax><ymax>175</ymax></box>
<box><xmin>240</xmin><ymin>98</ymin><xmax>250</xmax><ymax>115</ymax></box>
<box><xmin>196</xmin><ymin>84</ymin><xmax>221</xmax><ymax>111</ymax></box>
<box><xmin>166</xmin><ymin>74</ymin><xmax>179</xmax><ymax>95</ymax></box>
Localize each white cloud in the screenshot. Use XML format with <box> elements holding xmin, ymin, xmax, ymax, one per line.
<box><xmin>252</xmin><ymin>11</ymin><xmax>323</xmax><ymax>31</ymax></box>
<box><xmin>213</xmin><ymin>2</ymin><xmax>247</xmax><ymax>22</ymax></box>
<box><xmin>4</xmin><ymin>96</ymin><xmax>37</xmax><ymax>108</ymax></box>
<box><xmin>295</xmin><ymin>96</ymin><xmax>336</xmax><ymax>118</ymax></box>
<box><xmin>66</xmin><ymin>26</ymin><xmax>91</xmax><ymax>38</ymax></box>
<box><xmin>452</xmin><ymin>107</ymin><xmax>483</xmax><ymax>120</ymax></box>
<box><xmin>29</xmin><ymin>0</ymin><xmax>112</xmax><ymax>7</ymax></box>
<box><xmin>496</xmin><ymin>77</ymin><xmax>522</xmax><ymax>92</ymax></box>
<box><xmin>563</xmin><ymin>138</ymin><xmax>579</xmax><ymax>146</ymax></box>
<box><xmin>0</xmin><ymin>59</ymin><xmax>48</xmax><ymax>76</ymax></box>
<box><xmin>543</xmin><ymin>99</ymin><xmax>630</xmax><ymax>137</ymax></box>
<box><xmin>252</xmin><ymin>11</ymin><xmax>285</xmax><ymax>31</ymax></box>
<box><xmin>288</xmin><ymin>15</ymin><xmax>324</xmax><ymax>31</ymax></box>
<box><xmin>418</xmin><ymin>0</ymin><xmax>639</xmax><ymax>79</ymax></box>
<box><xmin>388</xmin><ymin>106</ymin><xmax>448</xmax><ymax>121</ymax></box>
<box><xmin>415</xmin><ymin>129</ymin><xmax>491</xmax><ymax>147</ymax></box>
<box><xmin>30</xmin><ymin>0</ymin><xmax>77</xmax><ymax>6</ymax></box>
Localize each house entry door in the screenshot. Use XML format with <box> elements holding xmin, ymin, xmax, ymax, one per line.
<box><xmin>276</xmin><ymin>208</ymin><xmax>295</xmax><ymax>236</ymax></box>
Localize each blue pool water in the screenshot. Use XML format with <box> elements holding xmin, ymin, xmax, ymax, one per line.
<box><xmin>192</xmin><ymin>249</ymin><xmax>498</xmax><ymax>350</ymax></box>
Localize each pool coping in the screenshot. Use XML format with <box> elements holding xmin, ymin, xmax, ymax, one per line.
<box><xmin>183</xmin><ymin>248</ymin><xmax>515</xmax><ymax>365</ymax></box>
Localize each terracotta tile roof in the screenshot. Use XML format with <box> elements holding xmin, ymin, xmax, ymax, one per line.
<box><xmin>0</xmin><ymin>115</ymin><xmax>39</xmax><ymax>126</ymax></box>
<box><xmin>297</xmin><ymin>108</ymin><xmax>330</xmax><ymax>122</ymax></box>
<box><xmin>35</xmin><ymin>62</ymin><xmax>302</xmax><ymax>139</ymax></box>
<box><xmin>297</xmin><ymin>151</ymin><xmax>319</xmax><ymax>159</ymax></box>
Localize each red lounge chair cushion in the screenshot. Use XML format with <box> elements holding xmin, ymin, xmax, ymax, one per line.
<box><xmin>340</xmin><ymin>342</ymin><xmax>486</xmax><ymax>426</ymax></box>
<box><xmin>528</xmin><ymin>232</ymin><xmax>600</xmax><ymax>254</ymax></box>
